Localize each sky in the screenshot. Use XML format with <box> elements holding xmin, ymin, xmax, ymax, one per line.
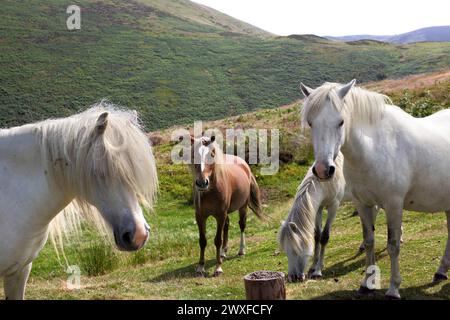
<box><xmin>192</xmin><ymin>0</ymin><xmax>450</xmax><ymax>36</ymax></box>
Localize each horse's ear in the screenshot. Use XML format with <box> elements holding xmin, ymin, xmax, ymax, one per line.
<box><xmin>96</xmin><ymin>112</ymin><xmax>108</xmax><ymax>134</ymax></box>
<box><xmin>300</xmin><ymin>82</ymin><xmax>313</xmax><ymax>98</ymax></box>
<box><xmin>338</xmin><ymin>79</ymin><xmax>356</xmax><ymax>99</ymax></box>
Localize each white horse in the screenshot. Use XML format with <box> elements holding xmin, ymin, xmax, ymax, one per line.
<box><xmin>0</xmin><ymin>103</ymin><xmax>158</xmax><ymax>299</ymax></box>
<box><xmin>300</xmin><ymin>80</ymin><xmax>450</xmax><ymax>299</ymax></box>
<box><xmin>279</xmin><ymin>152</ymin><xmax>353</xmax><ymax>282</ymax></box>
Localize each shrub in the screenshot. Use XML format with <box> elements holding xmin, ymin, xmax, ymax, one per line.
<box><xmin>397</xmin><ymin>90</ymin><xmax>443</xmax><ymax>118</ymax></box>
<box><xmin>76</xmin><ymin>240</ymin><xmax>119</xmax><ymax>276</ymax></box>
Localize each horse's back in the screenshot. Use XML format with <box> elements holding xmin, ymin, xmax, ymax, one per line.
<box><xmin>222</xmin><ymin>154</ymin><xmax>254</xmax><ymax>212</ymax></box>
<box><xmin>420</xmin><ymin>108</ymin><xmax>450</xmax><ymax>129</ymax></box>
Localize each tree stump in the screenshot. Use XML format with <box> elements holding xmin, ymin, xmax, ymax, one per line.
<box><xmin>244</xmin><ymin>271</ymin><xmax>286</xmax><ymax>300</ymax></box>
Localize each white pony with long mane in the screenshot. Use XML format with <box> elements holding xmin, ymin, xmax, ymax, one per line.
<box><xmin>300</xmin><ymin>80</ymin><xmax>450</xmax><ymax>299</ymax></box>
<box><xmin>0</xmin><ymin>103</ymin><xmax>158</xmax><ymax>299</ymax></box>
<box><xmin>279</xmin><ymin>152</ymin><xmax>348</xmax><ymax>282</ymax></box>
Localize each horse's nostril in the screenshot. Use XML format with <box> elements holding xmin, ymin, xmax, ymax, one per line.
<box><xmin>328</xmin><ymin>166</ymin><xmax>336</xmax><ymax>177</ymax></box>
<box><xmin>122</xmin><ymin>231</ymin><xmax>133</xmax><ymax>245</ymax></box>
<box><xmin>312</xmin><ymin>166</ymin><xmax>318</xmax><ymax>177</ymax></box>
<box><xmin>196</xmin><ymin>179</ymin><xmax>208</xmax><ymax>188</ymax></box>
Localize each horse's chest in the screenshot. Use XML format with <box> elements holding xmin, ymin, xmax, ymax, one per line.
<box><xmin>344</xmin><ymin>169</ymin><xmax>388</xmax><ymax>206</ymax></box>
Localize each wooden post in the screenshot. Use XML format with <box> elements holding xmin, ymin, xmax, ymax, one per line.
<box><xmin>244</xmin><ymin>271</ymin><xmax>286</xmax><ymax>300</ymax></box>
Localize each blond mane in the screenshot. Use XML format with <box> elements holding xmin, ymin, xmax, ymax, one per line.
<box><xmin>40</xmin><ymin>102</ymin><xmax>158</xmax><ymax>255</ymax></box>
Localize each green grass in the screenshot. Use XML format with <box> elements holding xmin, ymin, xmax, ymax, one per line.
<box><xmin>2</xmin><ymin>157</ymin><xmax>449</xmax><ymax>299</ymax></box>
<box><xmin>1</xmin><ymin>0</ymin><xmax>450</xmax><ymax>130</ymax></box>
<box><xmin>7</xmin><ymin>187</ymin><xmax>449</xmax><ymax>300</ymax></box>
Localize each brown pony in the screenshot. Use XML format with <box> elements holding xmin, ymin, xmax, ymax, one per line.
<box><xmin>183</xmin><ymin>134</ymin><xmax>264</xmax><ymax>276</ymax></box>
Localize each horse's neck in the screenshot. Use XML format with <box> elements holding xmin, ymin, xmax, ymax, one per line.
<box><xmin>290</xmin><ymin>176</ymin><xmax>325</xmax><ymax>224</ymax></box>
<box><xmin>0</xmin><ymin>124</ymin><xmax>73</xmax><ymax>229</ymax></box>
<box><xmin>0</xmin><ymin>125</ymin><xmax>40</xmax><ymax>157</ymax></box>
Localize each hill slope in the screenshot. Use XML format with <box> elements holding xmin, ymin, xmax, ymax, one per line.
<box><xmin>1</xmin><ymin>1</ymin><xmax>450</xmax><ymax>130</ymax></box>
<box><xmin>327</xmin><ymin>26</ymin><xmax>450</xmax><ymax>44</ymax></box>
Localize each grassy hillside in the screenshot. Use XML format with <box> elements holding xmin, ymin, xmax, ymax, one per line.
<box><xmin>2</xmin><ymin>71</ymin><xmax>449</xmax><ymax>300</ymax></box>
<box><xmin>1</xmin><ymin>0</ymin><xmax>450</xmax><ymax>130</ymax></box>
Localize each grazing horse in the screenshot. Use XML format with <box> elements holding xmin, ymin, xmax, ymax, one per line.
<box><xmin>300</xmin><ymin>80</ymin><xmax>450</xmax><ymax>299</ymax></box>
<box><xmin>279</xmin><ymin>152</ymin><xmax>349</xmax><ymax>282</ymax></box>
<box><xmin>0</xmin><ymin>104</ymin><xmax>158</xmax><ymax>299</ymax></box>
<box><xmin>183</xmin><ymin>135</ymin><xmax>264</xmax><ymax>276</ymax></box>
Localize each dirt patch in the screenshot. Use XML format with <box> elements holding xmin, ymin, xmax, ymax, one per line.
<box><xmin>365</xmin><ymin>69</ymin><xmax>450</xmax><ymax>93</ymax></box>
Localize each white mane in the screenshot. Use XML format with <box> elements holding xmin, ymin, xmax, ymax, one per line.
<box><xmin>38</xmin><ymin>102</ymin><xmax>158</xmax><ymax>254</ymax></box>
<box><xmin>301</xmin><ymin>82</ymin><xmax>391</xmax><ymax>130</ymax></box>
<box><xmin>279</xmin><ymin>153</ymin><xmax>344</xmax><ymax>255</ymax></box>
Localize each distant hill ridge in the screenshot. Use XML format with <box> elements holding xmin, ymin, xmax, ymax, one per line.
<box><xmin>325</xmin><ymin>26</ymin><xmax>450</xmax><ymax>44</ymax></box>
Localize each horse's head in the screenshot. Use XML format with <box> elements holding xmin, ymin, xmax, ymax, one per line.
<box><xmin>190</xmin><ymin>135</ymin><xmax>218</xmax><ymax>192</ymax></box>
<box><xmin>89</xmin><ymin>171</ymin><xmax>150</xmax><ymax>252</ymax></box>
<box><xmin>300</xmin><ymin>80</ymin><xmax>355</xmax><ymax>180</ymax></box>
<box><xmin>75</xmin><ymin>110</ymin><xmax>157</xmax><ymax>252</ymax></box>
<box><xmin>279</xmin><ymin>221</ymin><xmax>312</xmax><ymax>282</ymax></box>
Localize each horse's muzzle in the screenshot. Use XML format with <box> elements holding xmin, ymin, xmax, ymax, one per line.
<box><xmin>312</xmin><ymin>162</ymin><xmax>335</xmax><ymax>180</ymax></box>
<box><xmin>195</xmin><ymin>178</ymin><xmax>209</xmax><ymax>190</ymax></box>
<box><xmin>114</xmin><ymin>224</ymin><xmax>149</xmax><ymax>251</ymax></box>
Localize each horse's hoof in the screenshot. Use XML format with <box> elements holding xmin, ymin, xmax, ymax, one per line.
<box><xmin>309</xmin><ymin>274</ymin><xmax>322</xmax><ymax>280</ymax></box>
<box><xmin>433</xmin><ymin>273</ymin><xmax>448</xmax><ymax>283</ymax></box>
<box><xmin>213</xmin><ymin>270</ymin><xmax>223</xmax><ymax>277</ymax></box>
<box><xmin>357</xmin><ymin>286</ymin><xmax>375</xmax><ymax>296</ymax></box>
<box><xmin>238</xmin><ymin>251</ymin><xmax>246</xmax><ymax>257</ymax></box>
<box><xmin>385</xmin><ymin>294</ymin><xmax>401</xmax><ymax>300</ymax></box>
<box><xmin>287</xmin><ymin>274</ymin><xmax>305</xmax><ymax>283</ymax></box>
<box><xmin>196</xmin><ymin>271</ymin><xmax>206</xmax><ymax>278</ymax></box>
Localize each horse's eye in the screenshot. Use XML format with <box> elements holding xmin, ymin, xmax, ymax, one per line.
<box><xmin>338</xmin><ymin>120</ymin><xmax>344</xmax><ymax>127</ymax></box>
<box><xmin>307</xmin><ymin>121</ymin><xmax>312</xmax><ymax>127</ymax></box>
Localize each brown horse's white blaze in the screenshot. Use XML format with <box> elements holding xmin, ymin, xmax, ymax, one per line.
<box><xmin>183</xmin><ymin>134</ymin><xmax>264</xmax><ymax>276</ymax></box>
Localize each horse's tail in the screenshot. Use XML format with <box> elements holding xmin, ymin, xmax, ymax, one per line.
<box><xmin>249</xmin><ymin>173</ymin><xmax>265</xmax><ymax>221</ymax></box>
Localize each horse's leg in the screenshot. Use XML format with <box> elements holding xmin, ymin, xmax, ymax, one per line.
<box><xmin>221</xmin><ymin>215</ymin><xmax>230</xmax><ymax>259</ymax></box>
<box><xmin>358</xmin><ymin>210</ymin><xmax>402</xmax><ymax>252</ymax></box>
<box><xmin>195</xmin><ymin>214</ymin><xmax>207</xmax><ymax>276</ymax></box>
<box><xmin>313</xmin><ymin>203</ymin><xmax>338</xmax><ymax>279</ymax></box>
<box><xmin>238</xmin><ymin>206</ymin><xmax>247</xmax><ymax>256</ymax></box>
<box><xmin>434</xmin><ymin>210</ymin><xmax>450</xmax><ymax>282</ymax></box>
<box><xmin>309</xmin><ymin>206</ymin><xmax>323</xmax><ymax>278</ymax></box>
<box><xmin>4</xmin><ymin>263</ymin><xmax>32</xmax><ymax>300</ymax></box>
<box><xmin>384</xmin><ymin>204</ymin><xmax>403</xmax><ymax>300</ymax></box>
<box><xmin>356</xmin><ymin>203</ymin><xmax>378</xmax><ymax>295</ymax></box>
<box><xmin>213</xmin><ymin>214</ymin><xmax>226</xmax><ymax>277</ymax></box>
